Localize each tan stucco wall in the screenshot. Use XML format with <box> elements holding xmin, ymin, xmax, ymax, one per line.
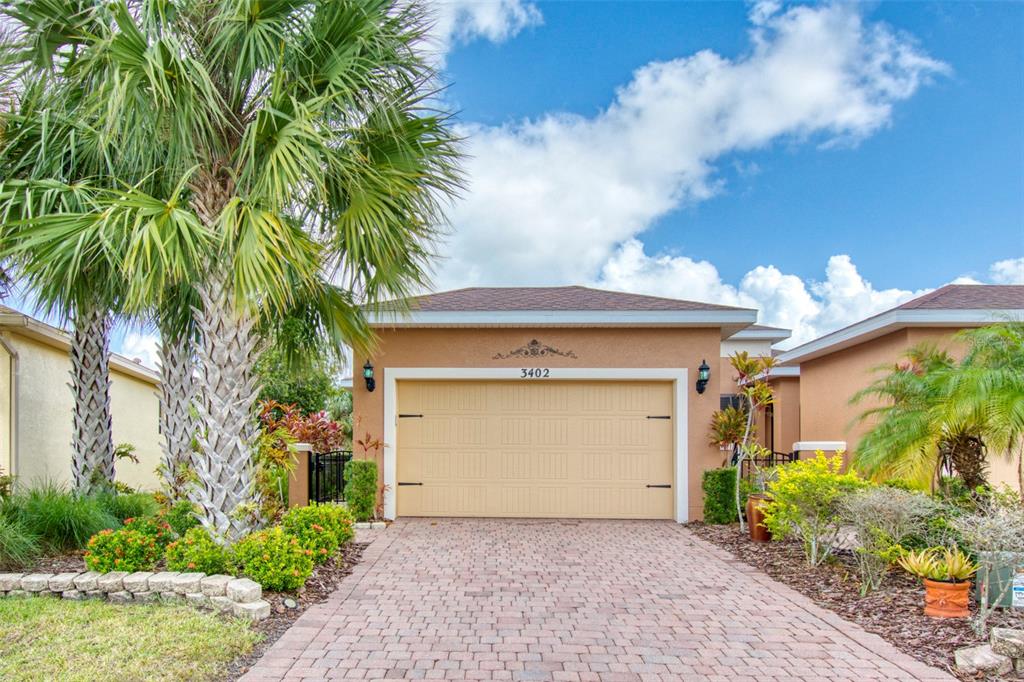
<box><xmin>353</xmin><ymin>326</ymin><xmax>723</xmax><ymax>520</ymax></box>
<box><xmin>4</xmin><ymin>333</ymin><xmax>162</xmax><ymax>491</ymax></box>
<box><xmin>769</xmin><ymin>376</ymin><xmax>800</xmax><ymax>453</ymax></box>
<box><xmin>0</xmin><ymin>340</ymin><xmax>11</xmax><ymax>476</ymax></box>
<box><xmin>798</xmin><ymin>327</ymin><xmax>1017</xmax><ymax>489</ymax></box>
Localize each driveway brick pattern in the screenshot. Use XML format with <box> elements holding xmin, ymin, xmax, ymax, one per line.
<box><xmin>242</xmin><ymin>519</ymin><xmax>952</xmax><ymax>681</ymax></box>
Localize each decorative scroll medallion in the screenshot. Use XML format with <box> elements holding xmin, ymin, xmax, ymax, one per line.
<box><xmin>493</xmin><ymin>339</ymin><xmax>577</xmax><ymax>360</ymax></box>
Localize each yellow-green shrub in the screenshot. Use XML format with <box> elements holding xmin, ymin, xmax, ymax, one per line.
<box><xmin>234</xmin><ymin>527</ymin><xmax>313</xmax><ymax>591</ymax></box>
<box><xmin>762</xmin><ymin>452</ymin><xmax>866</xmax><ymax>566</ymax></box>
<box><xmin>84</xmin><ymin>528</ymin><xmax>161</xmax><ymax>572</ymax></box>
<box><xmin>165</xmin><ymin>527</ymin><xmax>234</xmax><ymax>574</ymax></box>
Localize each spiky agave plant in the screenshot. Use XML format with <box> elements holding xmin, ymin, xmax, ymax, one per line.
<box><xmin>0</xmin><ymin>0</ymin><xmax>461</xmax><ymax>541</ymax></box>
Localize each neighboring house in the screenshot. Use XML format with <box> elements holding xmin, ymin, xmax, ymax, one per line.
<box><xmin>776</xmin><ymin>284</ymin><xmax>1024</xmax><ymax>488</ymax></box>
<box><xmin>352</xmin><ymin>286</ymin><xmax>759</xmax><ymax>522</ymax></box>
<box><xmin>0</xmin><ymin>305</ymin><xmax>162</xmax><ymax>491</ymax></box>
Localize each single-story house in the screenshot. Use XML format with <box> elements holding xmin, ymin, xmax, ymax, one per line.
<box><xmin>0</xmin><ymin>305</ymin><xmax>163</xmax><ymax>491</ymax></box>
<box><xmin>776</xmin><ymin>284</ymin><xmax>1024</xmax><ymax>488</ymax></box>
<box><xmin>352</xmin><ymin>286</ymin><xmax>766</xmax><ymax>522</ymax></box>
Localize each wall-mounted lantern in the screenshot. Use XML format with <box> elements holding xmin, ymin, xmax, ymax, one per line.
<box><xmin>363</xmin><ymin>360</ymin><xmax>376</xmax><ymax>392</ymax></box>
<box><xmin>696</xmin><ymin>359</ymin><xmax>710</xmax><ymax>394</ymax></box>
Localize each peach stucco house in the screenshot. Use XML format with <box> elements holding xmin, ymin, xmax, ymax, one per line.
<box><xmin>352</xmin><ymin>286</ymin><xmax>763</xmax><ymax>522</ymax></box>
<box><xmin>776</xmin><ymin>284</ymin><xmax>1024</xmax><ymax>488</ymax></box>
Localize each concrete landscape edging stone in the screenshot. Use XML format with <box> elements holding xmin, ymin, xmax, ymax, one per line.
<box><xmin>0</xmin><ymin>571</ymin><xmax>271</xmax><ymax>621</ymax></box>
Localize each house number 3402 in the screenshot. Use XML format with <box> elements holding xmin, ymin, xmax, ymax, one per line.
<box><xmin>520</xmin><ymin>368</ymin><xmax>550</xmax><ymax>378</ymax></box>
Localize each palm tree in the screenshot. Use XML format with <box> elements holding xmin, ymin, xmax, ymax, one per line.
<box><xmin>947</xmin><ymin>322</ymin><xmax>1024</xmax><ymax>493</ymax></box>
<box><xmin>0</xmin><ymin>188</ymin><xmax>123</xmax><ymax>494</ymax></box>
<box><xmin>0</xmin><ymin>0</ymin><xmax>460</xmax><ymax>540</ymax></box>
<box><xmin>853</xmin><ymin>338</ymin><xmax>1017</xmax><ymax>491</ymax></box>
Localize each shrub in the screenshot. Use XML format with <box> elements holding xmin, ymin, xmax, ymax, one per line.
<box><xmin>160</xmin><ymin>499</ymin><xmax>200</xmax><ymax>537</ymax></box>
<box><xmin>3</xmin><ymin>484</ymin><xmax>118</xmax><ymax>551</ymax></box>
<box><xmin>344</xmin><ymin>459</ymin><xmax>377</xmax><ymax>522</ymax></box>
<box><xmin>0</xmin><ymin>516</ymin><xmax>40</xmax><ymax>568</ymax></box>
<box><xmin>84</xmin><ymin>528</ymin><xmax>161</xmax><ymax>572</ymax></box>
<box><xmin>165</xmin><ymin>527</ymin><xmax>234</xmax><ymax>574</ymax></box>
<box><xmin>949</xmin><ymin>490</ymin><xmax>1024</xmax><ymax>634</ymax></box>
<box><xmin>838</xmin><ymin>486</ymin><xmax>941</xmax><ymax>594</ymax></box>
<box><xmin>762</xmin><ymin>453</ymin><xmax>866</xmax><ymax>566</ymax></box>
<box><xmin>701</xmin><ymin>467</ymin><xmax>737</xmax><ymax>524</ymax></box>
<box><xmin>281</xmin><ymin>503</ymin><xmax>354</xmax><ymax>563</ymax></box>
<box><xmin>234</xmin><ymin>527</ymin><xmax>313</xmax><ymax>591</ymax></box>
<box><xmin>123</xmin><ymin>516</ymin><xmax>174</xmax><ymax>549</ymax></box>
<box><xmin>96</xmin><ymin>491</ymin><xmax>160</xmax><ymax>522</ymax></box>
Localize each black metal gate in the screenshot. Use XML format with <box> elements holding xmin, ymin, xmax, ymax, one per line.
<box><xmin>309</xmin><ymin>450</ymin><xmax>353</xmax><ymax>503</ymax></box>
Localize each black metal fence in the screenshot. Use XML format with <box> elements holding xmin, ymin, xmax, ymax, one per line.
<box><xmin>736</xmin><ymin>450</ymin><xmax>800</xmax><ymax>479</ymax></box>
<box><xmin>309</xmin><ymin>450</ymin><xmax>353</xmax><ymax>504</ymax></box>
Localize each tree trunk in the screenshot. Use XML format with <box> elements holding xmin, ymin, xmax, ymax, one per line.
<box><xmin>158</xmin><ymin>327</ymin><xmax>196</xmax><ymax>501</ymax></box>
<box><xmin>189</xmin><ymin>261</ymin><xmax>262</xmax><ymax>543</ymax></box>
<box><xmin>69</xmin><ymin>305</ymin><xmax>114</xmax><ymax>493</ymax></box>
<box><xmin>942</xmin><ymin>433</ymin><xmax>988</xmax><ymax>489</ymax></box>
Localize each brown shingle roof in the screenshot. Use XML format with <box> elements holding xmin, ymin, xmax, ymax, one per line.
<box><xmin>399</xmin><ymin>286</ymin><xmax>752</xmax><ymax>312</ymax></box>
<box><xmin>896</xmin><ymin>284</ymin><xmax>1024</xmax><ymax>310</ymax></box>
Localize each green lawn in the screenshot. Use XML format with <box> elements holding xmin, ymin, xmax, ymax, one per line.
<box><xmin>0</xmin><ymin>596</ymin><xmax>262</xmax><ymax>682</ymax></box>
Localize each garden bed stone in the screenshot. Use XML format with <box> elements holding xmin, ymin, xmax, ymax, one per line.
<box><xmin>0</xmin><ymin>570</ymin><xmax>271</xmax><ymax>621</ymax></box>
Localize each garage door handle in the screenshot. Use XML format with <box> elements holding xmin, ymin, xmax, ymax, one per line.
<box><xmin>646</xmin><ymin>415</ymin><xmax>671</xmax><ymax>419</ymax></box>
<box><xmin>398</xmin><ymin>414</ymin><xmax>423</xmax><ymax>418</ymax></box>
<box><xmin>646</xmin><ymin>484</ymin><xmax>672</xmax><ymax>488</ymax></box>
<box><xmin>398</xmin><ymin>481</ymin><xmax>423</xmax><ymax>486</ymax></box>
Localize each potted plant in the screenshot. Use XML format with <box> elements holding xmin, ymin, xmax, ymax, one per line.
<box><xmin>745</xmin><ymin>457</ymin><xmax>777</xmax><ymax>543</ymax></box>
<box><xmin>897</xmin><ymin>546</ymin><xmax>978</xmax><ymax>618</ymax></box>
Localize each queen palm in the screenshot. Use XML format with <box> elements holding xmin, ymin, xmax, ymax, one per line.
<box><xmin>0</xmin><ymin>0</ymin><xmax>460</xmax><ymax>540</ymax></box>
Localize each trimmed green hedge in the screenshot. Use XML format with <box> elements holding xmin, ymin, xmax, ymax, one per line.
<box><xmin>344</xmin><ymin>460</ymin><xmax>377</xmax><ymax>522</ymax></box>
<box><xmin>702</xmin><ymin>466</ymin><xmax>738</xmax><ymax>524</ymax></box>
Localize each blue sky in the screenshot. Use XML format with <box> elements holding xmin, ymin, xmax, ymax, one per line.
<box><xmin>444</xmin><ymin>2</ymin><xmax>1024</xmax><ymax>287</ymax></box>
<box><xmin>423</xmin><ymin>0</ymin><xmax>1024</xmax><ymax>346</ymax></box>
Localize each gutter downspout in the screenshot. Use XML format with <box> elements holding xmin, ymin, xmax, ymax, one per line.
<box><xmin>0</xmin><ymin>332</ymin><xmax>19</xmax><ymax>482</ymax></box>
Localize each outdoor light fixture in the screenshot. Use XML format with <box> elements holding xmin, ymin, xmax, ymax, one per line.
<box><xmin>363</xmin><ymin>361</ymin><xmax>376</xmax><ymax>393</ymax></box>
<box><xmin>696</xmin><ymin>359</ymin><xmax>710</xmax><ymax>395</ymax></box>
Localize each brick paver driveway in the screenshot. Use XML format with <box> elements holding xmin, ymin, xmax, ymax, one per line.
<box><xmin>242</xmin><ymin>519</ymin><xmax>952</xmax><ymax>681</ymax></box>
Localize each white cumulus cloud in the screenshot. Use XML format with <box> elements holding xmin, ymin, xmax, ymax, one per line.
<box><xmin>595</xmin><ymin>242</ymin><xmax>927</xmax><ymax>347</ymax></box>
<box><xmin>428</xmin><ymin>0</ymin><xmax>542</xmax><ymax>64</ymax></box>
<box><xmin>989</xmin><ymin>257</ymin><xmax>1024</xmax><ymax>285</ymax></box>
<box><xmin>432</xmin><ymin>2</ymin><xmax>949</xmax><ymax>290</ymax></box>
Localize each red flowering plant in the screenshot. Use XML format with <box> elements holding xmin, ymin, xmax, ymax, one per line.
<box><xmin>165</xmin><ymin>527</ymin><xmax>234</xmax><ymax>574</ymax></box>
<box><xmin>84</xmin><ymin>528</ymin><xmax>161</xmax><ymax>572</ymax></box>
<box><xmin>122</xmin><ymin>516</ymin><xmax>174</xmax><ymax>548</ymax></box>
<box><xmin>234</xmin><ymin>526</ymin><xmax>313</xmax><ymax>591</ymax></box>
<box><xmin>281</xmin><ymin>503</ymin><xmax>355</xmax><ymax>564</ymax></box>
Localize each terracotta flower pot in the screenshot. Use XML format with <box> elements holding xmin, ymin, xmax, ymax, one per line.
<box><xmin>923</xmin><ymin>578</ymin><xmax>971</xmax><ymax>618</ymax></box>
<box><xmin>746</xmin><ymin>494</ymin><xmax>772</xmax><ymax>543</ymax></box>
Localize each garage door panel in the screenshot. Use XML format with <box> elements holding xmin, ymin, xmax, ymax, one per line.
<box><xmin>397</xmin><ymin>380</ymin><xmax>674</xmax><ymax>519</ymax></box>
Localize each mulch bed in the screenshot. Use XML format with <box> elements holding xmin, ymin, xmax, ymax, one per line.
<box><xmin>689</xmin><ymin>522</ymin><xmax>1024</xmax><ymax>680</ymax></box>
<box><xmin>224</xmin><ymin>541</ymin><xmax>366</xmax><ymax>680</ymax></box>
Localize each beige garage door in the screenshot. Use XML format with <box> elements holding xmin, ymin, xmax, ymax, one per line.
<box><xmin>396</xmin><ymin>380</ymin><xmax>674</xmax><ymax>518</ymax></box>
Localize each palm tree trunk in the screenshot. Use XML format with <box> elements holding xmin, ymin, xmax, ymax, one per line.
<box><xmin>189</xmin><ymin>261</ymin><xmax>262</xmax><ymax>543</ymax></box>
<box><xmin>69</xmin><ymin>305</ymin><xmax>114</xmax><ymax>493</ymax></box>
<box><xmin>158</xmin><ymin>327</ymin><xmax>196</xmax><ymax>501</ymax></box>
<box><xmin>942</xmin><ymin>433</ymin><xmax>988</xmax><ymax>489</ymax></box>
